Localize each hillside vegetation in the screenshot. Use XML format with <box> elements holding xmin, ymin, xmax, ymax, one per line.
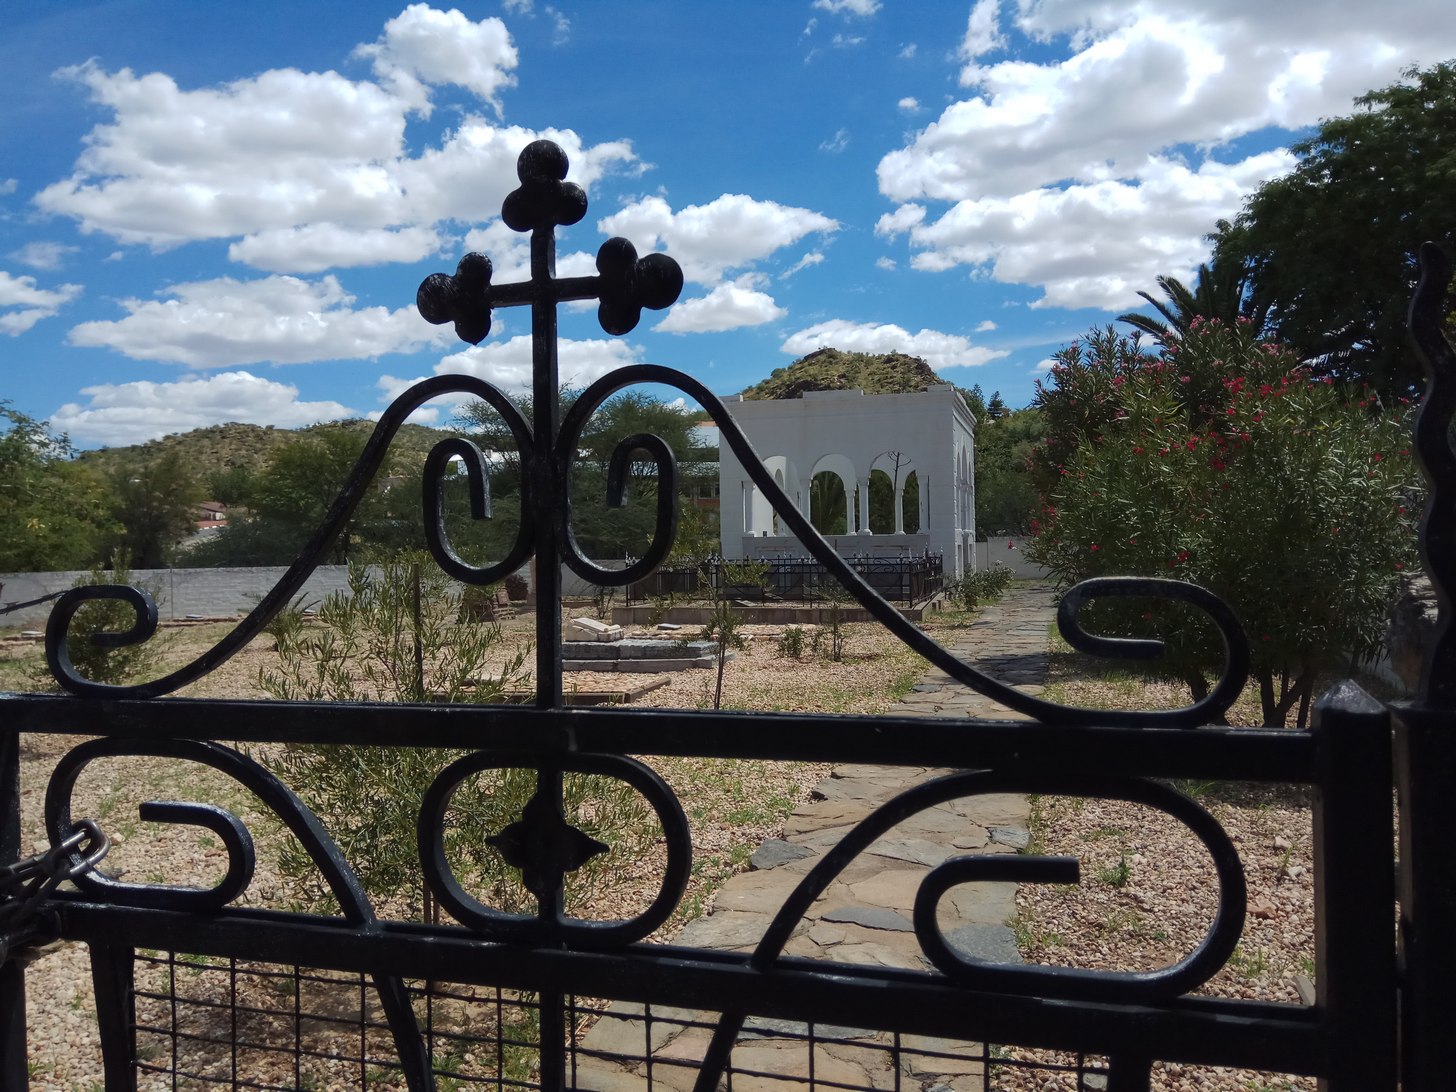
<box><xmin>76</xmin><ymin>419</ymin><xmax>453</xmax><ymax>485</ymax></box>
<box><xmin>740</xmin><ymin>348</ymin><xmax>944</xmax><ymax>399</ymax></box>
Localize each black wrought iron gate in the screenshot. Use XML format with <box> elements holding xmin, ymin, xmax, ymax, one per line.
<box><xmin>2</xmin><ymin>139</ymin><xmax>1452</xmax><ymax>1091</ymax></box>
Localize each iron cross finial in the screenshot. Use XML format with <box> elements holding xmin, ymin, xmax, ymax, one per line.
<box><xmin>415</xmin><ymin>138</ymin><xmax>683</xmax><ymax>345</ymax></box>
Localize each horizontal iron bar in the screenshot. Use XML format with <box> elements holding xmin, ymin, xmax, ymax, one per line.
<box><xmin>1</xmin><ymin>694</ymin><xmax>1317</xmax><ymax>781</ymax></box>
<box><xmin>487</xmin><ymin>275</ymin><xmax>602</xmax><ymax>307</ymax></box>
<box><xmin>53</xmin><ymin>900</ymin><xmax>1324</xmax><ymax>1075</ymax></box>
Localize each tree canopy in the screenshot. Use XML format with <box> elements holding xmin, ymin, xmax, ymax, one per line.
<box><xmin>0</xmin><ymin>405</ymin><xmax>114</xmax><ymax>573</ymax></box>
<box><xmin>105</xmin><ymin>449</ymin><xmax>205</xmax><ymax>568</ymax></box>
<box><xmin>1210</xmin><ymin>61</ymin><xmax>1456</xmax><ymax>392</ymax></box>
<box><xmin>456</xmin><ymin>387</ymin><xmax>715</xmax><ymax>562</ymax></box>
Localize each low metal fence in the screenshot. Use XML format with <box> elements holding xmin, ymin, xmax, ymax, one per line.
<box><xmin>626</xmin><ymin>555</ymin><xmax>944</xmax><ymax>607</ymax></box>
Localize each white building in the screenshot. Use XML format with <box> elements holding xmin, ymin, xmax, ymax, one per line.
<box><xmin>716</xmin><ymin>385</ymin><xmax>977</xmax><ymax>578</ymax></box>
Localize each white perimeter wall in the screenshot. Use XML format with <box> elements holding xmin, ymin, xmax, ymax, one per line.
<box><xmin>0</xmin><ymin>564</ymin><xmax>623</xmax><ymax>628</ymax></box>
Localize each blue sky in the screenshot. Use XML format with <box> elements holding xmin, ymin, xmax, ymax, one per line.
<box><xmin>3</xmin><ymin>0</ymin><xmax>1452</xmax><ymax>448</ymax></box>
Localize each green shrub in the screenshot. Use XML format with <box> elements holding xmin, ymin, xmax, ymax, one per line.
<box><xmin>38</xmin><ymin>555</ymin><xmax>159</xmax><ymax>688</ymax></box>
<box><xmin>258</xmin><ymin>555</ymin><xmax>654</xmax><ymax>920</ymax></box>
<box><xmin>1027</xmin><ymin>320</ymin><xmax>1419</xmax><ymax>725</ymax></box>
<box><xmin>777</xmin><ymin>626</ymin><xmax>806</xmax><ymax>660</ymax></box>
<box><xmin>950</xmin><ymin>564</ymin><xmax>1014</xmax><ymax>611</ymax></box>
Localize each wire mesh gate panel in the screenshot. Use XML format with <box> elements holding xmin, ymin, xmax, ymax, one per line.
<box><xmin>3</xmin><ymin>140</ymin><xmax>1452</xmax><ymax>1092</ymax></box>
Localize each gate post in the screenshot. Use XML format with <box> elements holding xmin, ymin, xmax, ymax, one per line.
<box><xmin>0</xmin><ymin>728</ymin><xmax>26</xmax><ymax>1091</ymax></box>
<box><xmin>1311</xmin><ymin>682</ymin><xmax>1395</xmax><ymax>1091</ymax></box>
<box><xmin>1392</xmin><ymin>702</ymin><xmax>1456</xmax><ymax>1090</ymax></box>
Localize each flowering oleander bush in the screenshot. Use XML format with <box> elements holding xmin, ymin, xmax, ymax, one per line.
<box><xmin>1027</xmin><ymin>321</ymin><xmax>1419</xmax><ymax>726</ymax></box>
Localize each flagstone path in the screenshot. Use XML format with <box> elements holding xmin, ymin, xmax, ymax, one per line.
<box><xmin>577</xmin><ymin>582</ymin><xmax>1058</xmax><ymax>1092</ymax></box>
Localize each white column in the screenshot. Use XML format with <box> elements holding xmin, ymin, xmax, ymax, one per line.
<box><xmin>893</xmin><ymin>483</ymin><xmax>905</xmax><ymax>535</ymax></box>
<box><xmin>857</xmin><ymin>478</ymin><xmax>872</xmax><ymax>534</ymax></box>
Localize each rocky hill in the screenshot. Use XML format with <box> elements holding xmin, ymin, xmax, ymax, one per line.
<box><xmin>76</xmin><ymin>419</ymin><xmax>453</xmax><ymax>484</ymax></box>
<box><xmin>740</xmin><ymin>348</ymin><xmax>944</xmax><ymax>399</ymax></box>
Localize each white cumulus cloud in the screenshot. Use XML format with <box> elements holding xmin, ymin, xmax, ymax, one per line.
<box><xmin>655</xmin><ymin>276</ymin><xmax>786</xmax><ymax>333</ymax></box>
<box><xmin>905</xmin><ymin>151</ymin><xmax>1293</xmax><ymax>310</ymax></box>
<box><xmin>229</xmin><ymin>224</ymin><xmax>445</xmax><ymax>273</ymax></box>
<box><xmin>0</xmin><ymin>270</ymin><xmax>82</xmax><ymax>335</ymax></box>
<box><xmin>598</xmin><ymin>194</ymin><xmax>838</xmax><ymax>286</ymax></box>
<box><xmin>780</xmin><ymin>319</ymin><xmax>1005</xmax><ymax>370</ymax></box>
<box><xmin>68</xmin><ymin>274</ymin><xmax>450</xmax><ymax>367</ymax></box>
<box><xmin>10</xmin><ymin>242</ymin><xmax>79</xmax><ymax>271</ymax></box>
<box><xmin>32</xmin><ymin>9</ymin><xmax>635</xmax><ymax>275</ymax></box>
<box><xmin>51</xmin><ymin>371</ymin><xmax>356</xmax><ymax>446</ymax></box>
<box><xmin>354</xmin><ymin>3</ymin><xmax>518</xmax><ymax>114</ymax></box>
<box><xmin>874</xmin><ymin>0</ymin><xmax>1456</xmax><ymax>309</ymax></box>
<box><xmin>428</xmin><ymin>334</ymin><xmax>648</xmax><ymax>394</ymax></box>
<box><xmin>813</xmin><ymin>0</ymin><xmax>881</xmax><ymax>15</ymax></box>
<box><xmin>961</xmin><ymin>0</ymin><xmax>1004</xmax><ymax>61</ymax></box>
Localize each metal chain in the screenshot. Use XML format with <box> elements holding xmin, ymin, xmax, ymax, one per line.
<box><xmin>0</xmin><ymin>819</ymin><xmax>109</xmax><ymax>966</ymax></box>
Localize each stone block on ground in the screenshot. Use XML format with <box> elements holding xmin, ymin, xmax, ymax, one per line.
<box><xmin>567</xmin><ymin>617</ymin><xmax>624</xmax><ymax>642</ymax></box>
<box><xmin>749</xmin><ymin>839</ymin><xmax>816</xmax><ymax>871</ymax></box>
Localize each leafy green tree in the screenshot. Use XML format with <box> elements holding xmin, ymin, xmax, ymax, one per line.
<box><xmin>1028</xmin><ymin>319</ymin><xmax>1418</xmax><ymax>726</ymax></box>
<box><xmin>1117</xmin><ymin>262</ymin><xmax>1271</xmax><ymax>347</ymax></box>
<box><xmin>105</xmin><ymin>449</ymin><xmax>205</xmax><ymax>568</ymax></box>
<box><xmin>1210</xmin><ymin>61</ymin><xmax>1456</xmax><ymax>392</ymax></box>
<box><xmin>809</xmin><ymin>472</ymin><xmax>849</xmax><ymax>535</ymax></box>
<box><xmin>956</xmin><ymin>384</ymin><xmax>987</xmax><ymax>421</ymax></box>
<box><xmin>186</xmin><ymin>431</ymin><xmax>425</xmax><ymax>566</ymax></box>
<box><xmin>458</xmin><ymin>387</ymin><xmax>715</xmax><ymax>561</ymax></box>
<box><xmin>208</xmin><ymin>465</ymin><xmax>256</xmax><ymax>508</ymax></box>
<box><xmin>0</xmin><ymin>404</ymin><xmax>114</xmax><ymax>572</ymax></box>
<box><xmin>974</xmin><ymin>406</ymin><xmax>1045</xmax><ymax>537</ymax></box>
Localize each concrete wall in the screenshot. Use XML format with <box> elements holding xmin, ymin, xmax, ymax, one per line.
<box><xmin>973</xmin><ymin>540</ymin><xmax>1049</xmax><ymax>579</ymax></box>
<box><xmin>1</xmin><ymin>563</ymin><xmax>625</xmax><ymax>628</ymax></box>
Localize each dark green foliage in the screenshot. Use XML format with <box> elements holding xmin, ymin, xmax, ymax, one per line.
<box><xmin>975</xmin><ymin>407</ymin><xmax>1045</xmax><ymax>537</ymax></box>
<box><xmin>777</xmin><ymin>626</ymin><xmax>806</xmax><ymax>660</ymax></box>
<box><xmin>1210</xmin><ymin>61</ymin><xmax>1456</xmax><ymax>392</ymax></box>
<box><xmin>458</xmin><ymin>386</ymin><xmax>716</xmax><ymax>563</ymax></box>
<box><xmin>1027</xmin><ymin>320</ymin><xmax>1419</xmax><ymax>725</ymax></box>
<box><xmin>184</xmin><ymin>430</ymin><xmax>427</xmax><ymax>567</ymax></box>
<box><xmin>1117</xmin><ymin>262</ymin><xmax>1270</xmax><ymax>347</ymax></box>
<box><xmin>810</xmin><ymin>472</ymin><xmax>849</xmax><ymax>535</ymax></box>
<box><xmin>867</xmin><ymin>451</ymin><xmax>919</xmax><ymax>534</ymax></box>
<box><xmin>0</xmin><ymin>404</ymin><xmax>114</xmax><ymax>572</ymax></box>
<box><xmin>105</xmin><ymin>449</ymin><xmax>205</xmax><ymax>568</ymax></box>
